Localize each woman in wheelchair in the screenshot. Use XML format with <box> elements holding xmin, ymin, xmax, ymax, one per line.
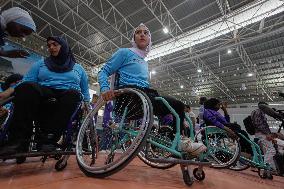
<box><xmin>98</xmin><ymin>23</ymin><xmax>206</xmax><ymax>154</ymax></box>
<box><xmin>0</xmin><ymin>36</ymin><xmax>90</xmax><ymax>155</ymax></box>
<box><xmin>203</xmin><ymin>98</ymin><xmax>253</xmax><ymax>157</ymax></box>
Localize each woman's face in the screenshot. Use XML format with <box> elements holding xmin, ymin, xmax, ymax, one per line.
<box><xmin>134</xmin><ymin>26</ymin><xmax>150</xmax><ymax>50</ymax></box>
<box><xmin>47</xmin><ymin>40</ymin><xmax>61</xmax><ymax>57</ymax></box>
<box><xmin>6</xmin><ymin>22</ymin><xmax>33</xmax><ymax>37</ymax></box>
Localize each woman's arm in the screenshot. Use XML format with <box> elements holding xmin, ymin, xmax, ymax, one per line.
<box><xmin>80</xmin><ymin>67</ymin><xmax>91</xmax><ymax>102</ymax></box>
<box><xmin>98</xmin><ymin>49</ymin><xmax>126</xmax><ymax>93</ymax></box>
<box><xmin>21</xmin><ymin>60</ymin><xmax>41</xmax><ymax>83</ymax></box>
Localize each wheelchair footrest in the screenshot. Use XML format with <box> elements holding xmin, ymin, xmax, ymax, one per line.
<box><xmin>0</xmin><ymin>150</ymin><xmax>75</xmax><ymax>159</ymax></box>
<box><xmin>145</xmin><ymin>156</ymin><xmax>212</xmax><ymax>166</ymax></box>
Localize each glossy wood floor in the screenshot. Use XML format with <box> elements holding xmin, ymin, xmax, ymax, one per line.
<box><xmin>0</xmin><ymin>157</ymin><xmax>283</xmax><ymax>189</ymax></box>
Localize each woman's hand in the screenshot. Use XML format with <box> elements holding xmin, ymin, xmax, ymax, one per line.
<box><xmin>101</xmin><ymin>90</ymin><xmax>116</xmax><ymax>101</ymax></box>
<box><xmin>3</xmin><ymin>50</ymin><xmax>30</xmax><ymax>58</ymax></box>
<box><xmin>0</xmin><ymin>88</ymin><xmax>14</xmax><ymax>100</ymax></box>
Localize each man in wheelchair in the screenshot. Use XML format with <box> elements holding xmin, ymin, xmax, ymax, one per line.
<box><xmin>97</xmin><ymin>23</ymin><xmax>206</xmax><ymax>155</ymax></box>
<box><xmin>0</xmin><ymin>36</ymin><xmax>90</xmax><ymax>155</ymax></box>
<box><xmin>203</xmin><ymin>98</ymin><xmax>253</xmax><ymax>157</ymax></box>
<box><xmin>251</xmin><ymin>101</ymin><xmax>284</xmax><ymax>172</ymax></box>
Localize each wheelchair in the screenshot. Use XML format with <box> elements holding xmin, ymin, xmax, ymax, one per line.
<box><xmin>229</xmin><ymin>102</ymin><xmax>284</xmax><ymax>179</ymax></box>
<box><xmin>76</xmin><ymin>87</ymin><xmax>241</xmax><ymax>186</ymax></box>
<box><xmin>0</xmin><ymin>95</ymin><xmax>84</xmax><ymax>171</ymax></box>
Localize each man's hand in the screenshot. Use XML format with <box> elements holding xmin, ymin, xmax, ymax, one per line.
<box><xmin>221</xmin><ymin>101</ymin><xmax>228</xmax><ymax>110</ymax></box>
<box><xmin>3</xmin><ymin>50</ymin><xmax>30</xmax><ymax>58</ymax></box>
<box><xmin>223</xmin><ymin>126</ymin><xmax>238</xmax><ymax>140</ymax></box>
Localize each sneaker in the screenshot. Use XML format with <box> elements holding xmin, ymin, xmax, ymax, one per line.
<box><xmin>180</xmin><ymin>137</ymin><xmax>207</xmax><ymax>156</ymax></box>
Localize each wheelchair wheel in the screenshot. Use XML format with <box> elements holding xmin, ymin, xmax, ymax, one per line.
<box><xmin>229</xmin><ymin>159</ymin><xmax>250</xmax><ymax>171</ymax></box>
<box><xmin>76</xmin><ymin>88</ymin><xmax>153</xmax><ymax>178</ymax></box>
<box><xmin>194</xmin><ymin>126</ymin><xmax>241</xmax><ymax>168</ymax></box>
<box><xmin>138</xmin><ymin>125</ymin><xmax>176</xmax><ymax>169</ymax></box>
<box><xmin>181</xmin><ymin>166</ymin><xmax>194</xmax><ymax>186</ymax></box>
<box><xmin>55</xmin><ymin>158</ymin><xmax>68</xmax><ymax>171</ymax></box>
<box><xmin>193</xmin><ymin>167</ymin><xmax>205</xmax><ymax>181</ymax></box>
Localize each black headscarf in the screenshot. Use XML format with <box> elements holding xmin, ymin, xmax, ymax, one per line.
<box><xmin>44</xmin><ymin>36</ymin><xmax>75</xmax><ymax>73</ymax></box>
<box><xmin>204</xmin><ymin>98</ymin><xmax>221</xmax><ymax>111</ymax></box>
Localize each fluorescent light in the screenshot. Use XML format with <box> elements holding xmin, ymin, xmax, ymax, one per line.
<box><xmin>197</xmin><ymin>68</ymin><xmax>202</xmax><ymax>73</ymax></box>
<box><xmin>227</xmin><ymin>49</ymin><xmax>232</xmax><ymax>54</ymax></box>
<box><xmin>248</xmin><ymin>73</ymin><xmax>253</xmax><ymax>77</ymax></box>
<box><xmin>146</xmin><ymin>0</ymin><xmax>284</xmax><ymax>61</ymax></box>
<box><xmin>180</xmin><ymin>85</ymin><xmax>184</xmax><ymax>89</ymax></box>
<box><xmin>163</xmin><ymin>27</ymin><xmax>169</xmax><ymax>34</ymax></box>
<box><xmin>151</xmin><ymin>70</ymin><xmax>156</xmax><ymax>74</ymax></box>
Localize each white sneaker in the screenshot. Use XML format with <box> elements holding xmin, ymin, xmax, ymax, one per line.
<box><xmin>180</xmin><ymin>137</ymin><xmax>207</xmax><ymax>156</ymax></box>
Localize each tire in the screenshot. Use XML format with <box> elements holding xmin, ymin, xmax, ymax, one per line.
<box><xmin>182</xmin><ymin>169</ymin><xmax>194</xmax><ymax>186</ymax></box>
<box><xmin>55</xmin><ymin>158</ymin><xmax>67</xmax><ymax>171</ymax></box>
<box><xmin>193</xmin><ymin>167</ymin><xmax>205</xmax><ymax>181</ymax></box>
<box><xmin>229</xmin><ymin>159</ymin><xmax>250</xmax><ymax>171</ymax></box>
<box><xmin>138</xmin><ymin>125</ymin><xmax>176</xmax><ymax>169</ymax></box>
<box><xmin>76</xmin><ymin>88</ymin><xmax>153</xmax><ymax>178</ymax></box>
<box><xmin>194</xmin><ymin>126</ymin><xmax>241</xmax><ymax>168</ymax></box>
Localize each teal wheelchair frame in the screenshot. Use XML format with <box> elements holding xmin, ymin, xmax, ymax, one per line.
<box><xmin>76</xmin><ymin>88</ymin><xmax>240</xmax><ymax>186</ymax></box>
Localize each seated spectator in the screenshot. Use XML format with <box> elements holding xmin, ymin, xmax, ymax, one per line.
<box><xmin>198</xmin><ymin>97</ymin><xmax>207</xmax><ymax>127</ymax></box>
<box><xmin>0</xmin><ymin>36</ymin><xmax>90</xmax><ymax>154</ymax></box>
<box><xmin>184</xmin><ymin>105</ymin><xmax>196</xmax><ymax>137</ymax></box>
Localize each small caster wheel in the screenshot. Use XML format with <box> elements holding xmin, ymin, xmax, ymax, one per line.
<box><xmin>182</xmin><ymin>170</ymin><xmax>194</xmax><ymax>186</ymax></box>
<box><xmin>193</xmin><ymin>167</ymin><xmax>205</xmax><ymax>181</ymax></box>
<box><xmin>258</xmin><ymin>169</ymin><xmax>267</xmax><ymax>179</ymax></box>
<box><xmin>266</xmin><ymin>172</ymin><xmax>273</xmax><ymax>180</ymax></box>
<box><xmin>55</xmin><ymin>159</ymin><xmax>67</xmax><ymax>171</ymax></box>
<box><xmin>16</xmin><ymin>157</ymin><xmax>26</xmax><ymax>164</ymax></box>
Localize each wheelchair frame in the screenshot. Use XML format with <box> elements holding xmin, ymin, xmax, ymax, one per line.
<box><xmin>0</xmin><ymin>96</ymin><xmax>83</xmax><ymax>171</ymax></box>
<box><xmin>76</xmin><ymin>88</ymin><xmax>241</xmax><ymax>186</ymax></box>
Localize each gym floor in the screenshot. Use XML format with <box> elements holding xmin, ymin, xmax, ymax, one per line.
<box><xmin>0</xmin><ymin>157</ymin><xmax>283</xmax><ymax>189</ymax></box>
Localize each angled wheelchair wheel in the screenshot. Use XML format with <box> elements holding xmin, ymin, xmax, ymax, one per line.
<box><xmin>194</xmin><ymin>126</ymin><xmax>241</xmax><ymax>168</ymax></box>
<box><xmin>229</xmin><ymin>159</ymin><xmax>250</xmax><ymax>171</ymax></box>
<box><xmin>138</xmin><ymin>125</ymin><xmax>176</xmax><ymax>169</ymax></box>
<box><xmin>76</xmin><ymin>88</ymin><xmax>153</xmax><ymax>178</ymax></box>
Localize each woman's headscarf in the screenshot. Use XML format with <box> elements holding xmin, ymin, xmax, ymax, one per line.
<box><xmin>44</xmin><ymin>36</ymin><xmax>76</xmax><ymax>73</ymax></box>
<box><xmin>0</xmin><ymin>7</ymin><xmax>36</xmax><ymax>32</ymax></box>
<box><xmin>204</xmin><ymin>98</ymin><xmax>221</xmax><ymax>111</ymax></box>
<box><xmin>129</xmin><ymin>23</ymin><xmax>152</xmax><ymax>59</ymax></box>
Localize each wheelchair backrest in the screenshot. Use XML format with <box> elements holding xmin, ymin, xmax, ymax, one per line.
<box><xmin>243</xmin><ymin>115</ymin><xmax>256</xmax><ymax>135</ymax></box>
